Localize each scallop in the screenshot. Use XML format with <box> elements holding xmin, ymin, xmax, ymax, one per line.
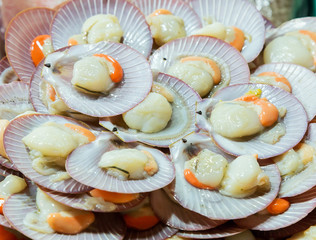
<box><xmin>169</xmin><ymin>133</ymin><xmax>281</xmax><ymax>220</ymax></box>
<box><xmin>99</xmin><ymin>73</ymin><xmax>200</xmax><ymax>147</ymax></box>
<box><xmin>196</xmin><ymin>83</ymin><xmax>308</xmax><ymax>159</ymax></box>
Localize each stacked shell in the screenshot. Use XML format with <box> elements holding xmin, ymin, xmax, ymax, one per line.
<box><xmin>0</xmin><ymin>0</ymin><xmax>315</xmax><ymax>239</ymax></box>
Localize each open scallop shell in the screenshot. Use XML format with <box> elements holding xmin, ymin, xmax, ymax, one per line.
<box><xmin>189</xmin><ymin>0</ymin><xmax>265</xmax><ymax>62</ymax></box>
<box><xmin>196</xmin><ymin>83</ymin><xmax>308</xmax><ymax>159</ymax></box>
<box><xmin>169</xmin><ymin>133</ymin><xmax>281</xmax><ymax>220</ymax></box>
<box><xmin>99</xmin><ymin>73</ymin><xmax>201</xmax><ymax>147</ymax></box>
<box><xmin>3</xmin><ymin>191</ymin><xmax>126</xmax><ymax>240</ymax></box>
<box><xmin>66</xmin><ymin>132</ymin><xmax>175</xmax><ymax>193</ymax></box>
<box><xmin>0</xmin><ymin>81</ymin><xmax>33</xmax><ymax>120</ymax></box>
<box><xmin>150</xmin><ymin>35</ymin><xmax>249</xmax><ymax>97</ymax></box>
<box><xmin>124</xmin><ymin>222</ymin><xmax>178</xmax><ymax>240</ymax></box>
<box><xmin>253</xmin><ymin>63</ymin><xmax>316</xmax><ymax>121</ymax></box>
<box><xmin>234</xmin><ymin>185</ymin><xmax>316</xmax><ymax>231</ymax></box>
<box><xmin>51</xmin><ymin>0</ymin><xmax>152</xmax><ymax>58</ymax></box>
<box><xmin>266</xmin><ymin>17</ymin><xmax>316</xmax><ymax>42</ymax></box>
<box><xmin>42</xmin><ymin>41</ymin><xmax>152</xmax><ymax>117</ymax></box>
<box><xmin>277</xmin><ymin>123</ymin><xmax>316</xmax><ymax>198</ymax></box>
<box><xmin>5</xmin><ymin>7</ymin><xmax>55</xmax><ymax>83</ymax></box>
<box><xmin>41</xmin><ymin>186</ymin><xmax>148</xmax><ymax>213</ymax></box>
<box><xmin>3</xmin><ymin>113</ymin><xmax>92</xmax><ymax>193</ymax></box>
<box><xmin>176</xmin><ymin>221</ymin><xmax>246</xmax><ymax>239</ymax></box>
<box><xmin>132</xmin><ymin>0</ymin><xmax>202</xmax><ymax>36</ymax></box>
<box><xmin>252</xmin><ymin>209</ymin><xmax>316</xmax><ymax>239</ymax></box>
<box><xmin>150</xmin><ymin>189</ymin><xmax>226</xmax><ymax>231</ymax></box>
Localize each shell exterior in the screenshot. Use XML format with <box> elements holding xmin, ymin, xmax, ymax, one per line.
<box><xmin>42</xmin><ymin>186</ymin><xmax>148</xmax><ymax>213</ymax></box>
<box><xmin>196</xmin><ymin>83</ymin><xmax>308</xmax><ymax>159</ymax></box>
<box><xmin>150</xmin><ymin>36</ymin><xmax>249</xmax><ymax>96</ymax></box>
<box><xmin>253</xmin><ymin>63</ymin><xmax>316</xmax><ymax>121</ymax></box>
<box><xmin>169</xmin><ymin>133</ymin><xmax>281</xmax><ymax>220</ymax></box>
<box><xmin>132</xmin><ymin>0</ymin><xmax>202</xmax><ymax>36</ymax></box>
<box><xmin>66</xmin><ymin>132</ymin><xmax>175</xmax><ymax>193</ymax></box>
<box><xmin>42</xmin><ymin>41</ymin><xmax>153</xmax><ymax>117</ymax></box>
<box><xmin>51</xmin><ymin>0</ymin><xmax>153</xmax><ymax>58</ymax></box>
<box><xmin>3</xmin><ymin>191</ymin><xmax>126</xmax><ymax>239</ymax></box>
<box><xmin>0</xmin><ymin>81</ymin><xmax>33</xmax><ymax>120</ymax></box>
<box><xmin>234</xmin><ymin>185</ymin><xmax>316</xmax><ymax>231</ymax></box>
<box><xmin>3</xmin><ymin>113</ymin><xmax>92</xmax><ymax>193</ymax></box>
<box><xmin>5</xmin><ymin>7</ymin><xmax>55</xmax><ymax>83</ymax></box>
<box><xmin>176</xmin><ymin>222</ymin><xmax>246</xmax><ymax>239</ymax></box>
<box><xmin>99</xmin><ymin>73</ymin><xmax>201</xmax><ymax>147</ymax></box>
<box><xmin>150</xmin><ymin>189</ymin><xmax>226</xmax><ymax>231</ymax></box>
<box><xmin>266</xmin><ymin>17</ymin><xmax>316</xmax><ymax>42</ymax></box>
<box><xmin>189</xmin><ymin>0</ymin><xmax>265</xmax><ymax>62</ymax></box>
<box><xmin>124</xmin><ymin>222</ymin><xmax>178</xmax><ymax>240</ymax></box>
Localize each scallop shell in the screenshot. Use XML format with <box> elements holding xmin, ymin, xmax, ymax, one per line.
<box><xmin>3</xmin><ymin>113</ymin><xmax>92</xmax><ymax>193</ymax></box>
<box><xmin>5</xmin><ymin>7</ymin><xmax>55</xmax><ymax>83</ymax></box>
<box><xmin>66</xmin><ymin>132</ymin><xmax>175</xmax><ymax>193</ymax></box>
<box><xmin>176</xmin><ymin>222</ymin><xmax>246</xmax><ymax>239</ymax></box>
<box><xmin>253</xmin><ymin>63</ymin><xmax>316</xmax><ymax>121</ymax></box>
<box><xmin>3</xmin><ymin>191</ymin><xmax>126</xmax><ymax>240</ymax></box>
<box><xmin>189</xmin><ymin>0</ymin><xmax>265</xmax><ymax>62</ymax></box>
<box><xmin>99</xmin><ymin>73</ymin><xmax>201</xmax><ymax>147</ymax></box>
<box><xmin>42</xmin><ymin>41</ymin><xmax>152</xmax><ymax>117</ymax></box>
<box><xmin>124</xmin><ymin>222</ymin><xmax>178</xmax><ymax>240</ymax></box>
<box><xmin>196</xmin><ymin>83</ymin><xmax>308</xmax><ymax>159</ymax></box>
<box><xmin>169</xmin><ymin>133</ymin><xmax>281</xmax><ymax>220</ymax></box>
<box><xmin>150</xmin><ymin>36</ymin><xmax>249</xmax><ymax>97</ymax></box>
<box><xmin>266</xmin><ymin>17</ymin><xmax>316</xmax><ymax>42</ymax></box>
<box><xmin>41</xmin><ymin>186</ymin><xmax>148</xmax><ymax>213</ymax></box>
<box><xmin>252</xmin><ymin>209</ymin><xmax>316</xmax><ymax>238</ymax></box>
<box><xmin>132</xmin><ymin>0</ymin><xmax>202</xmax><ymax>36</ymax></box>
<box><xmin>0</xmin><ymin>57</ymin><xmax>18</xmax><ymax>85</ymax></box>
<box><xmin>0</xmin><ymin>57</ymin><xmax>11</xmax><ymax>74</ymax></box>
<box><xmin>234</xmin><ymin>185</ymin><xmax>316</xmax><ymax>231</ymax></box>
<box><xmin>51</xmin><ymin>0</ymin><xmax>152</xmax><ymax>58</ymax></box>
<box><xmin>0</xmin><ymin>81</ymin><xmax>33</xmax><ymax>120</ymax></box>
<box><xmin>150</xmin><ymin>189</ymin><xmax>226</xmax><ymax>231</ymax></box>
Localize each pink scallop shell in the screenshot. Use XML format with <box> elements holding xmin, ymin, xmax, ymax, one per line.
<box><xmin>176</xmin><ymin>222</ymin><xmax>246</xmax><ymax>239</ymax></box>
<box><xmin>149</xmin><ymin>36</ymin><xmax>250</xmax><ymax>95</ymax></box>
<box><xmin>234</xmin><ymin>185</ymin><xmax>316</xmax><ymax>231</ymax></box>
<box><xmin>66</xmin><ymin>132</ymin><xmax>175</xmax><ymax>193</ymax></box>
<box><xmin>189</xmin><ymin>0</ymin><xmax>265</xmax><ymax>62</ymax></box>
<box><xmin>253</xmin><ymin>209</ymin><xmax>316</xmax><ymax>238</ymax></box>
<box><xmin>51</xmin><ymin>0</ymin><xmax>152</xmax><ymax>58</ymax></box>
<box><xmin>253</xmin><ymin>63</ymin><xmax>316</xmax><ymax>121</ymax></box>
<box><xmin>3</xmin><ymin>114</ymin><xmax>92</xmax><ymax>193</ymax></box>
<box><xmin>150</xmin><ymin>189</ymin><xmax>226</xmax><ymax>231</ymax></box>
<box><xmin>0</xmin><ymin>57</ymin><xmax>11</xmax><ymax>75</ymax></box>
<box><xmin>196</xmin><ymin>83</ymin><xmax>308</xmax><ymax>159</ymax></box>
<box><xmin>99</xmin><ymin>73</ymin><xmax>201</xmax><ymax>147</ymax></box>
<box><xmin>42</xmin><ymin>186</ymin><xmax>148</xmax><ymax>213</ymax></box>
<box><xmin>124</xmin><ymin>222</ymin><xmax>178</xmax><ymax>240</ymax></box>
<box><xmin>169</xmin><ymin>133</ymin><xmax>281</xmax><ymax>220</ymax></box>
<box><xmin>42</xmin><ymin>41</ymin><xmax>152</xmax><ymax>117</ymax></box>
<box><xmin>5</xmin><ymin>7</ymin><xmax>55</xmax><ymax>83</ymax></box>
<box><xmin>266</xmin><ymin>17</ymin><xmax>316</xmax><ymax>42</ymax></box>
<box><xmin>0</xmin><ymin>81</ymin><xmax>33</xmax><ymax>120</ymax></box>
<box><xmin>132</xmin><ymin>0</ymin><xmax>202</xmax><ymax>36</ymax></box>
<box><xmin>3</xmin><ymin>192</ymin><xmax>126</xmax><ymax>239</ymax></box>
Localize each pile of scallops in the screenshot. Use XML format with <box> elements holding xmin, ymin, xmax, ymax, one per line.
<box><xmin>0</xmin><ymin>0</ymin><xmax>316</xmax><ymax>239</ymax></box>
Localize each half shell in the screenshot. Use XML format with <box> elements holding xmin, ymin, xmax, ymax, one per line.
<box><xmin>42</xmin><ymin>41</ymin><xmax>152</xmax><ymax>117</ymax></box>
<box><xmin>169</xmin><ymin>133</ymin><xmax>281</xmax><ymax>220</ymax></box>
<box><xmin>196</xmin><ymin>83</ymin><xmax>308</xmax><ymax>159</ymax></box>
<box><xmin>189</xmin><ymin>0</ymin><xmax>265</xmax><ymax>62</ymax></box>
<box><xmin>253</xmin><ymin>63</ymin><xmax>316</xmax><ymax>121</ymax></box>
<box><xmin>66</xmin><ymin>132</ymin><xmax>175</xmax><ymax>193</ymax></box>
<box><xmin>5</xmin><ymin>7</ymin><xmax>55</xmax><ymax>83</ymax></box>
<box><xmin>99</xmin><ymin>73</ymin><xmax>201</xmax><ymax>147</ymax></box>
<box><xmin>3</xmin><ymin>113</ymin><xmax>92</xmax><ymax>193</ymax></box>
<box><xmin>51</xmin><ymin>0</ymin><xmax>153</xmax><ymax>58</ymax></box>
<box><xmin>150</xmin><ymin>36</ymin><xmax>249</xmax><ymax>97</ymax></box>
